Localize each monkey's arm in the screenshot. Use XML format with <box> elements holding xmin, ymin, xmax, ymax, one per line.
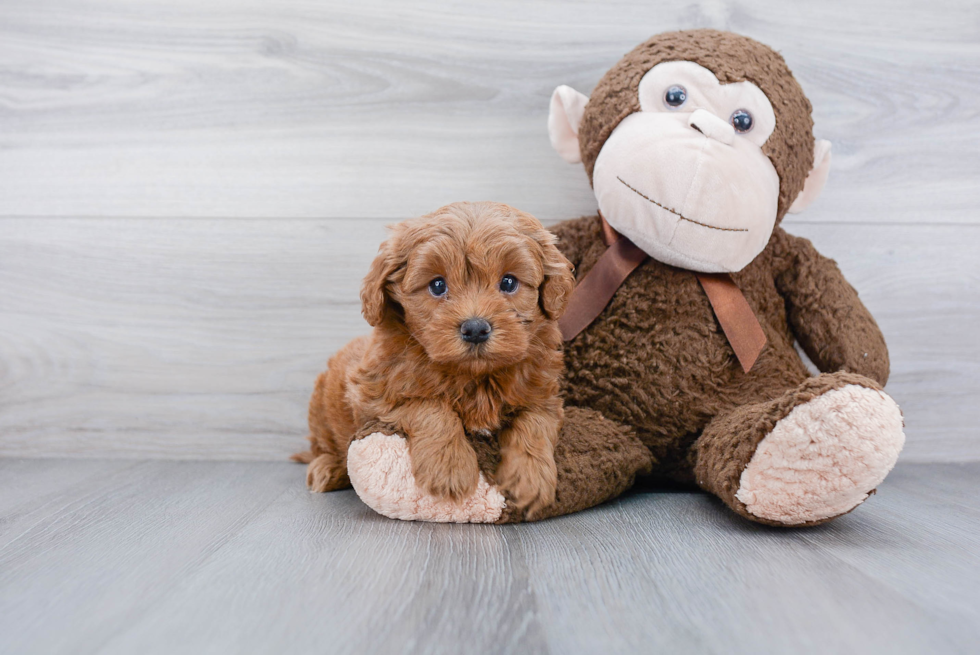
<box><xmin>550</xmin><ymin>215</ymin><xmax>602</xmax><ymax>272</ymax></box>
<box><xmin>770</xmin><ymin>227</ymin><xmax>890</xmax><ymax>385</ymax></box>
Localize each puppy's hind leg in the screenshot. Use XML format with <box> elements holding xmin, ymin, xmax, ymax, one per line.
<box><xmin>298</xmin><ymin>337</ymin><xmax>369</xmax><ymax>492</ymax></box>
<box><xmin>306</xmin><ymin>453</ymin><xmax>351</xmax><ymax>492</ymax></box>
<box><xmin>304</xmin><ymin>369</ymin><xmax>353</xmax><ymax>492</ymax></box>
<box><xmin>292</xmin><ymin>432</ymin><xmax>349</xmax><ymax>491</ymax></box>
<box><xmin>295</xmin><ymin>371</ymin><xmax>350</xmax><ymax>492</ymax></box>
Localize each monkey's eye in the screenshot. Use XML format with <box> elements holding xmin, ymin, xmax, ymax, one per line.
<box><xmin>731</xmin><ymin>109</ymin><xmax>753</xmax><ymax>133</ymax></box>
<box><xmin>428</xmin><ymin>277</ymin><xmax>448</xmax><ymax>297</ymax></box>
<box><xmin>499</xmin><ymin>274</ymin><xmax>519</xmax><ymax>294</ymax></box>
<box><xmin>663</xmin><ymin>85</ymin><xmax>687</xmax><ymax>108</ymax></box>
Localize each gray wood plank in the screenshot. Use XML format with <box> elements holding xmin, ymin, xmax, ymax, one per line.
<box><xmin>1</xmin><ymin>219</ymin><xmax>977</xmax><ymax>462</ymax></box>
<box><xmin>0</xmin><ymin>459</ymin><xmax>977</xmax><ymax>655</ymax></box>
<box><xmin>0</xmin><ymin>0</ymin><xmax>977</xmax><ymax>223</ymax></box>
<box><xmin>0</xmin><ymin>458</ymin><xmax>141</xmax><ymax>543</ymax></box>
<box><xmin>514</xmin><ymin>475</ymin><xmax>980</xmax><ymax>655</ymax></box>
<box><xmin>100</xmin><ymin>483</ymin><xmax>548</xmax><ymax>655</ymax></box>
<box><xmin>798</xmin><ymin>464</ymin><xmax>980</xmax><ymax>625</ymax></box>
<box><xmin>0</xmin><ymin>459</ymin><xmax>298</xmax><ymax>655</ymax></box>
<box><xmin>0</xmin><ymin>218</ymin><xmax>385</xmax><ymax>460</ymax></box>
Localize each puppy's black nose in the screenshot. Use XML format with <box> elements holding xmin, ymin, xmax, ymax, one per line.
<box><xmin>460</xmin><ymin>318</ymin><xmax>492</xmax><ymax>344</ymax></box>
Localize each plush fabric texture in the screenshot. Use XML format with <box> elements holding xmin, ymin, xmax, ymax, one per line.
<box><xmin>588</xmin><ymin>59</ymin><xmax>784</xmax><ymax>273</ymax></box>
<box><xmin>347</xmin><ymin>407</ymin><xmax>653</xmax><ymax>523</ymax></box>
<box><xmin>735</xmin><ymin>384</ymin><xmax>905</xmax><ymax>525</ymax></box>
<box><xmin>691</xmin><ymin>372</ymin><xmax>900</xmax><ymax>526</ymax></box>
<box><xmin>788</xmin><ymin>140</ymin><xmax>833</xmax><ymax>214</ymax></box>
<box><xmin>592</xmin><ymin>110</ymin><xmax>781</xmax><ymax>272</ymax></box>
<box><xmin>553</xmin><ymin>215</ymin><xmax>895</xmax><ymax>525</ymax></box>
<box><xmin>549</xmin><ymin>85</ymin><xmax>589</xmax><ymax>163</ymax></box>
<box><xmin>348</xmin><ymin>433</ymin><xmax>506</xmax><ymax>523</ymax></box>
<box><xmin>494</xmin><ymin>406</ymin><xmax>653</xmax><ymax>523</ymax></box>
<box><xmin>577</xmin><ymin>29</ymin><xmax>814</xmax><ymax>222</ymax></box>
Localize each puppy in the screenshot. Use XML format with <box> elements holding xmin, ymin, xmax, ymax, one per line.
<box><xmin>293</xmin><ymin>202</ymin><xmax>575</xmax><ymax>516</ymax></box>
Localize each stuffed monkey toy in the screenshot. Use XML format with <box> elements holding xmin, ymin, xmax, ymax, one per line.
<box><xmin>342</xmin><ymin>29</ymin><xmax>905</xmax><ymax>526</ymax></box>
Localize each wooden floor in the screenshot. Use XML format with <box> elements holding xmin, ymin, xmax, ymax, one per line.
<box><xmin>1</xmin><ymin>458</ymin><xmax>977</xmax><ymax>655</ymax></box>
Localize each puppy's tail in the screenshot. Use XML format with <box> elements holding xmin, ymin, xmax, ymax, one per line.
<box><xmin>290</xmin><ymin>435</ymin><xmax>320</xmax><ymax>464</ymax></box>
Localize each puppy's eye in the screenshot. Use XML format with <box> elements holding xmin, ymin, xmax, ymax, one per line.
<box><xmin>499</xmin><ymin>274</ymin><xmax>519</xmax><ymax>294</ymax></box>
<box><xmin>428</xmin><ymin>277</ymin><xmax>448</xmax><ymax>297</ymax></box>
<box><xmin>730</xmin><ymin>109</ymin><xmax>753</xmax><ymax>133</ymax></box>
<box><xmin>664</xmin><ymin>85</ymin><xmax>687</xmax><ymax>109</ymax></box>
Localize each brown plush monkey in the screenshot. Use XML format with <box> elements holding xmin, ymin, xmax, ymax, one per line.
<box><xmin>546</xmin><ymin>29</ymin><xmax>904</xmax><ymax>526</ymax></box>
<box><xmin>346</xmin><ymin>29</ymin><xmax>904</xmax><ymax>526</ymax></box>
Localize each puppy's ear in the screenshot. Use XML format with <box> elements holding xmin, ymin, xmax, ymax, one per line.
<box><xmin>521</xmin><ymin>223</ymin><xmax>575</xmax><ymax>320</ymax></box>
<box><xmin>539</xmin><ymin>234</ymin><xmax>576</xmax><ymax>319</ymax></box>
<box><xmin>360</xmin><ymin>229</ymin><xmax>407</xmax><ymax>327</ymax></box>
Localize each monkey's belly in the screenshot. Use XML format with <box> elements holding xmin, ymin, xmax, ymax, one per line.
<box><xmin>561</xmin><ymin>263</ymin><xmax>810</xmax><ymax>481</ymax></box>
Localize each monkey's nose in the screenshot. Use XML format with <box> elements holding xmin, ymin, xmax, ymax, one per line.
<box><xmin>460</xmin><ymin>318</ymin><xmax>492</xmax><ymax>344</ymax></box>
<box><xmin>688</xmin><ymin>109</ymin><xmax>735</xmax><ymax>145</ymax></box>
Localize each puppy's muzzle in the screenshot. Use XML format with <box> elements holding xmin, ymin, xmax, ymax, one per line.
<box><xmin>460</xmin><ymin>318</ymin><xmax>492</xmax><ymax>344</ymax></box>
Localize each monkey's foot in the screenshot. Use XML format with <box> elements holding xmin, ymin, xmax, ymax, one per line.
<box><xmin>735</xmin><ymin>385</ymin><xmax>905</xmax><ymax>525</ymax></box>
<box><xmin>347</xmin><ymin>433</ymin><xmax>506</xmax><ymax>523</ymax></box>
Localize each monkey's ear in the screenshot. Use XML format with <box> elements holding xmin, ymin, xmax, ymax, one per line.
<box><xmin>360</xmin><ymin>232</ymin><xmax>405</xmax><ymax>327</ymax></box>
<box><xmin>788</xmin><ymin>140</ymin><xmax>832</xmax><ymax>214</ymax></box>
<box><xmin>548</xmin><ymin>85</ymin><xmax>589</xmax><ymax>164</ymax></box>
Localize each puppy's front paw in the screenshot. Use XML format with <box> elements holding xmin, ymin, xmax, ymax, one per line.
<box><xmin>495</xmin><ymin>451</ymin><xmax>557</xmax><ymax>519</ymax></box>
<box><xmin>411</xmin><ymin>438</ymin><xmax>480</xmax><ymax>502</ymax></box>
<box><xmin>348</xmin><ymin>434</ymin><xmax>506</xmax><ymax>523</ymax></box>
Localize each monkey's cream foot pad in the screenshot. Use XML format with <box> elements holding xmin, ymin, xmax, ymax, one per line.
<box><xmin>736</xmin><ymin>385</ymin><xmax>905</xmax><ymax>525</ymax></box>
<box><xmin>347</xmin><ymin>433</ymin><xmax>506</xmax><ymax>523</ymax></box>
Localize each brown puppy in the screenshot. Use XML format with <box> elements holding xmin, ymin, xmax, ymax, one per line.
<box><xmin>294</xmin><ymin>202</ymin><xmax>575</xmax><ymax>516</ymax></box>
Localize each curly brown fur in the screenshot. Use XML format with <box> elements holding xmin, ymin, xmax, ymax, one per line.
<box><xmin>498</xmin><ymin>407</ymin><xmax>654</xmax><ymax>523</ymax></box>
<box><xmin>555</xmin><ymin>215</ymin><xmax>890</xmax><ymax>491</ymax></box>
<box><xmin>291</xmin><ymin>337</ymin><xmax>366</xmax><ymax>491</ymax></box>
<box><xmin>295</xmin><ymin>202</ymin><xmax>575</xmax><ymax>517</ymax></box>
<box><xmin>459</xmin><ymin>406</ymin><xmax>654</xmax><ymax>523</ymax></box>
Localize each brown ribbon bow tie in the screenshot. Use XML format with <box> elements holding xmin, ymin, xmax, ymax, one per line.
<box><xmin>557</xmin><ymin>214</ymin><xmax>767</xmax><ymax>373</ymax></box>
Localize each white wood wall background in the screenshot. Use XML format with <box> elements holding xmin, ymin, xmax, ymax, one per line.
<box><xmin>1</xmin><ymin>0</ymin><xmax>977</xmax><ymax>462</ymax></box>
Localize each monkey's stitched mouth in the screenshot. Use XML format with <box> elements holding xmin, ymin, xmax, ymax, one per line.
<box><xmin>616</xmin><ymin>177</ymin><xmax>749</xmax><ymax>233</ymax></box>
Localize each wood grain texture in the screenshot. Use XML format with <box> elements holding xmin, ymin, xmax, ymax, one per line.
<box><xmin>0</xmin><ymin>0</ymin><xmax>978</xmax><ymax>222</ymax></box>
<box><xmin>0</xmin><ymin>218</ymin><xmax>386</xmax><ymax>460</ymax></box>
<box><xmin>0</xmin><ymin>459</ymin><xmax>978</xmax><ymax>655</ymax></box>
<box><xmin>1</xmin><ymin>219</ymin><xmax>977</xmax><ymax>462</ymax></box>
<box><xmin>0</xmin><ymin>1</ymin><xmax>977</xmax><ymax>463</ymax></box>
